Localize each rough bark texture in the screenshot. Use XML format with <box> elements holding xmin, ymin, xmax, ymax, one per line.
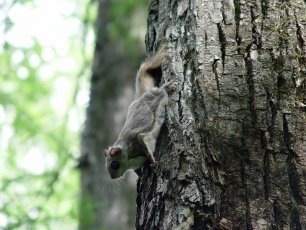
<box><xmin>79</xmin><ymin>0</ymin><xmax>141</xmax><ymax>229</ymax></box>
<box><xmin>136</xmin><ymin>0</ymin><xmax>306</xmax><ymax>229</ymax></box>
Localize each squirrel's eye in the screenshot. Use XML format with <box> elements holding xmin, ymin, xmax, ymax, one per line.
<box><xmin>110</xmin><ymin>161</ymin><xmax>120</xmax><ymax>170</ymax></box>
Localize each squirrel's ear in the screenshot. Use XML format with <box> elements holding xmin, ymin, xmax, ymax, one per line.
<box><xmin>109</xmin><ymin>147</ymin><xmax>121</xmax><ymax>157</ymax></box>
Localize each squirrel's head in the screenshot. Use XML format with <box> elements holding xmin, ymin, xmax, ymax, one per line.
<box><xmin>104</xmin><ymin>146</ymin><xmax>128</xmax><ymax>179</ymax></box>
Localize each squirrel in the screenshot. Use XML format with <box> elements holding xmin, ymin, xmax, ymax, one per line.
<box><xmin>104</xmin><ymin>46</ymin><xmax>176</xmax><ymax>179</ymax></box>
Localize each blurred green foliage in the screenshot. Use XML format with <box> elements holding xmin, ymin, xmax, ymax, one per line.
<box><xmin>0</xmin><ymin>0</ymin><xmax>146</xmax><ymax>229</ymax></box>
<box><xmin>0</xmin><ymin>0</ymin><xmax>95</xmax><ymax>229</ymax></box>
<box><xmin>108</xmin><ymin>0</ymin><xmax>147</xmax><ymax>51</ymax></box>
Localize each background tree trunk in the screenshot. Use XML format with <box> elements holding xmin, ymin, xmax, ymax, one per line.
<box><xmin>136</xmin><ymin>0</ymin><xmax>306</xmax><ymax>229</ymax></box>
<box><xmin>79</xmin><ymin>0</ymin><xmax>144</xmax><ymax>229</ymax></box>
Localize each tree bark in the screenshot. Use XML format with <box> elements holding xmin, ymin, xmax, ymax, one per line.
<box><xmin>136</xmin><ymin>0</ymin><xmax>306</xmax><ymax>229</ymax></box>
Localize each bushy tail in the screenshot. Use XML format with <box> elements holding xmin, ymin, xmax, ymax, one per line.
<box><xmin>142</xmin><ymin>45</ymin><xmax>167</xmax><ymax>73</ymax></box>
<box><xmin>135</xmin><ymin>45</ymin><xmax>167</xmax><ymax>99</ymax></box>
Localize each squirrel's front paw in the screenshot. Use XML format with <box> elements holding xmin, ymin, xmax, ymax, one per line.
<box><xmin>164</xmin><ymin>81</ymin><xmax>177</xmax><ymax>93</ymax></box>
<box><xmin>149</xmin><ymin>158</ymin><xmax>157</xmax><ymax>167</ymax></box>
<box><xmin>150</xmin><ymin>160</ymin><xmax>157</xmax><ymax>168</ymax></box>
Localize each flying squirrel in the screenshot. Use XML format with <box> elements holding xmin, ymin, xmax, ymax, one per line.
<box><xmin>104</xmin><ymin>45</ymin><xmax>176</xmax><ymax>179</ymax></box>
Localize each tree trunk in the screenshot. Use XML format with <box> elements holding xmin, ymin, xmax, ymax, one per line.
<box><xmin>136</xmin><ymin>0</ymin><xmax>306</xmax><ymax>229</ymax></box>
<box><xmin>79</xmin><ymin>0</ymin><xmax>142</xmax><ymax>229</ymax></box>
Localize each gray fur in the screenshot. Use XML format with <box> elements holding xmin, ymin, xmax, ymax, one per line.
<box><xmin>105</xmin><ymin>82</ymin><xmax>176</xmax><ymax>179</ymax></box>
<box><xmin>104</xmin><ymin>45</ymin><xmax>176</xmax><ymax>179</ymax></box>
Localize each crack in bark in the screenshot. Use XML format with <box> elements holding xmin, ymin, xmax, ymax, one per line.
<box><xmin>244</xmin><ymin>46</ymin><xmax>257</xmax><ymax>127</ymax></box>
<box><xmin>278</xmin><ymin>4</ymin><xmax>290</xmax><ymax>54</ymax></box>
<box><xmin>269</xmin><ymin>48</ymin><xmax>286</xmax><ymax>105</ymax></box>
<box><xmin>260</xmin><ymin>131</ymin><xmax>271</xmax><ymax>200</ymax></box>
<box><xmin>178</xmin><ymin>91</ymin><xmax>184</xmax><ymax>124</ymax></box>
<box><xmin>282</xmin><ymin>113</ymin><xmax>304</xmax><ymax>205</ymax></box>
<box><xmin>178</xmin><ymin>60</ymin><xmax>189</xmax><ymax>124</ymax></box>
<box><xmin>290</xmin><ymin>206</ymin><xmax>302</xmax><ymax>229</ymax></box>
<box><xmin>239</xmin><ymin>154</ymin><xmax>253</xmax><ymax>230</ymax></box>
<box><xmin>233</xmin><ymin>0</ymin><xmax>241</xmax><ymax>54</ymax></box>
<box><xmin>190</xmin><ymin>49</ymin><xmax>223</xmax><ymax>227</ymax></box>
<box><xmin>191</xmin><ymin>81</ymin><xmax>219</xmax><ymax>186</ymax></box>
<box><xmin>250</xmin><ymin>6</ymin><xmax>262</xmax><ymax>50</ymax></box>
<box><xmin>266</xmin><ymin>88</ymin><xmax>278</xmax><ymax>140</ymax></box>
<box><xmin>294</xmin><ymin>12</ymin><xmax>306</xmax><ymax>65</ymax></box>
<box><xmin>272</xmin><ymin>199</ymin><xmax>285</xmax><ymax>228</ymax></box>
<box><xmin>217</xmin><ymin>23</ymin><xmax>226</xmax><ymax>70</ymax></box>
<box><xmin>136</xmin><ymin>168</ymin><xmax>159</xmax><ymax>229</ymax></box>
<box><xmin>212</xmin><ymin>58</ymin><xmax>221</xmax><ymax>102</ymax></box>
<box><xmin>221</xmin><ymin>0</ymin><xmax>227</xmax><ymax>25</ymax></box>
<box><xmin>260</xmin><ymin>0</ymin><xmax>269</xmax><ymax>19</ymax></box>
<box><xmin>204</xmin><ymin>31</ymin><xmax>208</xmax><ymax>49</ymax></box>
